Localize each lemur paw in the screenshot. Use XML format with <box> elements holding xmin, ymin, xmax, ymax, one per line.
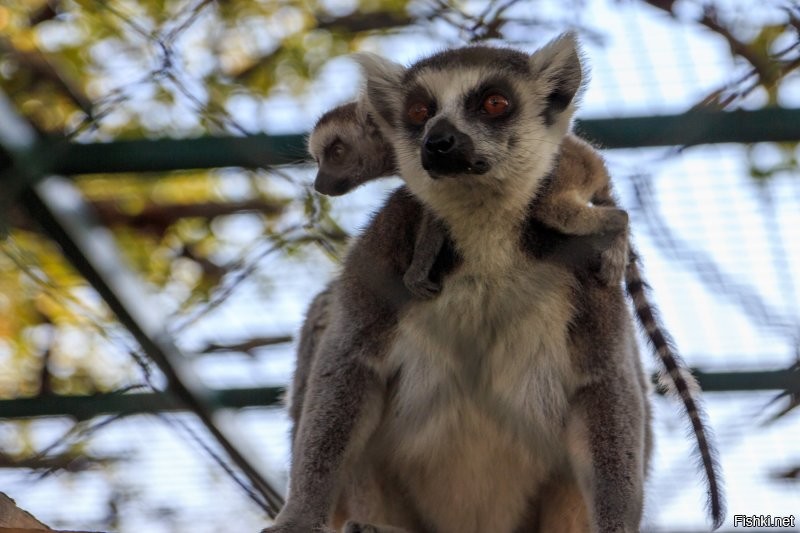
<box><xmin>587</xmin><ymin>209</ymin><xmax>628</xmax><ymax>256</ymax></box>
<box><xmin>403</xmin><ymin>274</ymin><xmax>442</xmax><ymax>300</ymax></box>
<box><xmin>596</xmin><ymin>233</ymin><xmax>629</xmax><ymax>287</ymax></box>
<box><xmin>604</xmin><ymin>208</ymin><xmax>629</xmax><ymax>235</ymax></box>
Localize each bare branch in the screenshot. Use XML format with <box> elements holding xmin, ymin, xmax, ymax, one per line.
<box><xmin>698</xmin><ymin>6</ymin><xmax>774</xmax><ymax>83</ymax></box>
<box><xmin>90</xmin><ymin>198</ymin><xmax>287</xmax><ymax>233</ymax></box>
<box><xmin>197</xmin><ymin>335</ymin><xmax>294</xmax><ymax>356</ymax></box>
<box><xmin>180</xmin><ymin>245</ymin><xmax>228</xmax><ymax>281</ymax></box>
<box><xmin>642</xmin><ymin>0</ymin><xmax>786</xmax><ymax>85</ymax></box>
<box><xmin>0</xmin><ymin>37</ymin><xmax>94</xmax><ymax>119</ymax></box>
<box><xmin>771</xmin><ymin>466</ymin><xmax>800</xmax><ymax>481</ymax></box>
<box><xmin>0</xmin><ymin>451</ymin><xmax>121</xmax><ymax>472</ymax></box>
<box><xmin>315</xmin><ymin>10</ymin><xmax>414</xmax><ymax>33</ymax></box>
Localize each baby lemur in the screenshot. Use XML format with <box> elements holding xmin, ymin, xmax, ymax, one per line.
<box><xmin>273</xmin><ymin>35</ymin><xmax>722</xmax><ymax>533</ymax></box>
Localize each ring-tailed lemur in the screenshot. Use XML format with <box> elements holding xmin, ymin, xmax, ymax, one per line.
<box><xmin>271</xmin><ymin>35</ymin><xmax>721</xmax><ymax>533</ymax></box>
<box><xmin>307</xmin><ymin>91</ymin><xmax>723</xmax><ymax>528</ymax></box>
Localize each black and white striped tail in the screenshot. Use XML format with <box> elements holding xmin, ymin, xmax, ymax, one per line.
<box><xmin>625</xmin><ymin>247</ymin><xmax>726</xmax><ymax>530</ymax></box>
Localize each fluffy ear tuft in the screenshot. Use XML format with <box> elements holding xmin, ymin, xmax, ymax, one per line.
<box><xmin>529</xmin><ymin>32</ymin><xmax>587</xmax><ymax>125</ymax></box>
<box><xmin>351</xmin><ymin>52</ymin><xmax>406</xmax><ymax>130</ymax></box>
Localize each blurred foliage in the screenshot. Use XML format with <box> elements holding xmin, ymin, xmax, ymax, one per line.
<box><xmin>0</xmin><ymin>0</ymin><xmax>797</xmax><ymax>489</ymax></box>
<box><xmin>0</xmin><ymin>0</ymin><xmax>390</xmax><ymax>404</ymax></box>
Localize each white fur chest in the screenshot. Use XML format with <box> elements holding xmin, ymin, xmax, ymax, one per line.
<box><xmin>377</xmin><ymin>244</ymin><xmax>579</xmax><ymax>532</ymax></box>
<box><xmin>386</xmin><ymin>249</ymin><xmax>577</xmax><ymax>442</ymax></box>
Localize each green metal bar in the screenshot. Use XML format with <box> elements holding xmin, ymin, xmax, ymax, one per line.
<box><xmin>0</xmin><ymin>368</ymin><xmax>796</xmax><ymax>420</ymax></box>
<box><xmin>31</xmin><ymin>107</ymin><xmax>800</xmax><ymax>177</ymax></box>
<box><xmin>41</xmin><ymin>133</ymin><xmax>308</xmax><ymax>175</ymax></box>
<box><xmin>692</xmin><ymin>368</ymin><xmax>798</xmax><ymax>392</ymax></box>
<box><xmin>0</xmin><ymin>387</ymin><xmax>285</xmax><ymax>420</ymax></box>
<box><xmin>576</xmin><ymin>107</ymin><xmax>800</xmax><ymax>149</ymax></box>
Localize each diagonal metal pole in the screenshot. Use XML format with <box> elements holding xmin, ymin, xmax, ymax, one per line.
<box><xmin>0</xmin><ymin>92</ymin><xmax>284</xmax><ymax>517</ymax></box>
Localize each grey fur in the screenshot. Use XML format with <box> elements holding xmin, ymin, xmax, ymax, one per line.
<box><xmin>273</xmin><ymin>35</ymin><xmax>720</xmax><ymax>533</ymax></box>
<box><xmin>287</xmin><ymin>284</ymin><xmax>333</xmax><ymax>445</ymax></box>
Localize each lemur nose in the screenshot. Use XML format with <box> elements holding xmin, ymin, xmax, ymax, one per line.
<box><xmin>424</xmin><ymin>133</ymin><xmax>456</xmax><ymax>154</ymax></box>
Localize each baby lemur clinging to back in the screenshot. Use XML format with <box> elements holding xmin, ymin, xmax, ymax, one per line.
<box><xmin>309</xmin><ymin>105</ymin><xmax>629</xmax><ymax>297</ymax></box>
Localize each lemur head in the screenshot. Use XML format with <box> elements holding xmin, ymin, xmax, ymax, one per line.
<box><xmin>354</xmin><ymin>34</ymin><xmax>585</xmax><ymax>209</ymax></box>
<box><xmin>308</xmin><ymin>101</ymin><xmax>397</xmax><ymax>196</ymax></box>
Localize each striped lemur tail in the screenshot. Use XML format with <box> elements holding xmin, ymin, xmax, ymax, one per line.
<box><xmin>593</xmin><ymin>182</ymin><xmax>725</xmax><ymax>528</ymax></box>
<box><xmin>625</xmin><ymin>245</ymin><xmax>725</xmax><ymax>529</ymax></box>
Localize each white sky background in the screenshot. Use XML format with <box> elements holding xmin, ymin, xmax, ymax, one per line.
<box><xmin>2</xmin><ymin>0</ymin><xmax>799</xmax><ymax>531</ymax></box>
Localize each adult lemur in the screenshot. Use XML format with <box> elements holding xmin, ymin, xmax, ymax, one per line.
<box><xmin>272</xmin><ymin>35</ymin><xmax>722</xmax><ymax>533</ymax></box>
<box><xmin>306</xmin><ymin>92</ymin><xmax>723</xmax><ymax>532</ymax></box>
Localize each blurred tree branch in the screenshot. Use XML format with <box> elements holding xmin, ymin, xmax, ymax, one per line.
<box><xmin>0</xmin><ymin>451</ymin><xmax>120</xmax><ymax>472</ymax></box>
<box><xmin>0</xmin><ymin>37</ymin><xmax>93</xmax><ymax>120</ymax></box>
<box><xmin>197</xmin><ymin>335</ymin><xmax>294</xmax><ymax>356</ymax></box>
<box><xmin>90</xmin><ymin>198</ymin><xmax>287</xmax><ymax>232</ymax></box>
<box><xmin>7</xmin><ymin>198</ymin><xmax>286</xmax><ymax>234</ymax></box>
<box><xmin>28</xmin><ymin>0</ymin><xmax>63</xmax><ymax>26</ymax></box>
<box><xmin>772</xmin><ymin>466</ymin><xmax>799</xmax><ymax>481</ymax></box>
<box><xmin>643</xmin><ymin>0</ymin><xmax>800</xmax><ymax>110</ymax></box>
<box><xmin>315</xmin><ymin>10</ymin><xmax>413</xmax><ymax>33</ymax></box>
<box><xmin>761</xmin><ymin>361</ymin><xmax>800</xmax><ymax>423</ymax></box>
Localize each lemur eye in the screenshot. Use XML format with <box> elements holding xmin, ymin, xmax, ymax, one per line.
<box><xmin>482</xmin><ymin>94</ymin><xmax>509</xmax><ymax>116</ymax></box>
<box><xmin>407</xmin><ymin>102</ymin><xmax>430</xmax><ymax>125</ymax></box>
<box><xmin>328</xmin><ymin>140</ymin><xmax>346</xmax><ymax>162</ymax></box>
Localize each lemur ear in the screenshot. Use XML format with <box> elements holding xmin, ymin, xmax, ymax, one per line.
<box><xmin>529</xmin><ymin>32</ymin><xmax>587</xmax><ymax>125</ymax></box>
<box><xmin>351</xmin><ymin>52</ymin><xmax>406</xmax><ymax>130</ymax></box>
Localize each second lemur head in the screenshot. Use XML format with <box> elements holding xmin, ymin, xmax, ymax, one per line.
<box><xmin>308</xmin><ymin>101</ymin><xmax>397</xmax><ymax>196</ymax></box>
<box><xmin>353</xmin><ymin>34</ymin><xmax>586</xmax><ymax>208</ymax></box>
